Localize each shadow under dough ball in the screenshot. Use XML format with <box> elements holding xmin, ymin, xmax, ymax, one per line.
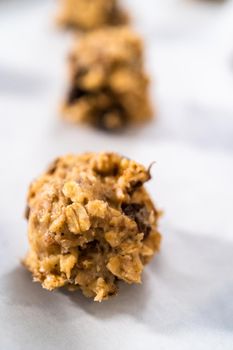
<box><xmin>56</xmin><ymin>0</ymin><xmax>129</xmax><ymax>31</ymax></box>
<box><xmin>62</xmin><ymin>27</ymin><xmax>153</xmax><ymax>132</ymax></box>
<box><xmin>24</xmin><ymin>152</ymin><xmax>161</xmax><ymax>301</ymax></box>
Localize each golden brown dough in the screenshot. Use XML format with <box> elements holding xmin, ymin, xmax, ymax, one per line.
<box><xmin>62</xmin><ymin>27</ymin><xmax>153</xmax><ymax>131</ymax></box>
<box><xmin>56</xmin><ymin>0</ymin><xmax>129</xmax><ymax>31</ymax></box>
<box><xmin>24</xmin><ymin>153</ymin><xmax>161</xmax><ymax>301</ymax></box>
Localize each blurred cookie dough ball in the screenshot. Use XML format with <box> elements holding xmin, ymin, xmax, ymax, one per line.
<box><xmin>57</xmin><ymin>0</ymin><xmax>129</xmax><ymax>31</ymax></box>
<box><xmin>62</xmin><ymin>27</ymin><xmax>153</xmax><ymax>131</ymax></box>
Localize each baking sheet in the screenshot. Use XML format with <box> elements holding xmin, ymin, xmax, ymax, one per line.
<box><xmin>0</xmin><ymin>1</ymin><xmax>233</xmax><ymax>349</ymax></box>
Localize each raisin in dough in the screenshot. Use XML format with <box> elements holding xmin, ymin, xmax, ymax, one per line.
<box><xmin>62</xmin><ymin>27</ymin><xmax>153</xmax><ymax>131</ymax></box>
<box><xmin>24</xmin><ymin>153</ymin><xmax>161</xmax><ymax>301</ymax></box>
<box><xmin>57</xmin><ymin>0</ymin><xmax>129</xmax><ymax>31</ymax></box>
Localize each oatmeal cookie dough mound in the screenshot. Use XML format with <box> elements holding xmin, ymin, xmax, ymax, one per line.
<box><xmin>57</xmin><ymin>0</ymin><xmax>129</xmax><ymax>31</ymax></box>
<box><xmin>24</xmin><ymin>153</ymin><xmax>161</xmax><ymax>301</ymax></box>
<box><xmin>62</xmin><ymin>27</ymin><xmax>153</xmax><ymax>131</ymax></box>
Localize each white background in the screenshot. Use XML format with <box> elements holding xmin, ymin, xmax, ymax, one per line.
<box><xmin>0</xmin><ymin>0</ymin><xmax>233</xmax><ymax>349</ymax></box>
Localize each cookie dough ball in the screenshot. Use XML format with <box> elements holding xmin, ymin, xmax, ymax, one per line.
<box><xmin>24</xmin><ymin>153</ymin><xmax>161</xmax><ymax>301</ymax></box>
<box><xmin>62</xmin><ymin>27</ymin><xmax>153</xmax><ymax>131</ymax></box>
<box><xmin>57</xmin><ymin>0</ymin><xmax>129</xmax><ymax>31</ymax></box>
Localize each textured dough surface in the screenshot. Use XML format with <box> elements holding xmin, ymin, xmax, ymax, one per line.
<box><xmin>24</xmin><ymin>153</ymin><xmax>161</xmax><ymax>301</ymax></box>
<box><xmin>62</xmin><ymin>27</ymin><xmax>153</xmax><ymax>131</ymax></box>
<box><xmin>57</xmin><ymin>0</ymin><xmax>129</xmax><ymax>31</ymax></box>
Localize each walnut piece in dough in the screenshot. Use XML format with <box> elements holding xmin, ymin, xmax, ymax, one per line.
<box><xmin>62</xmin><ymin>27</ymin><xmax>153</xmax><ymax>131</ymax></box>
<box><xmin>24</xmin><ymin>153</ymin><xmax>161</xmax><ymax>301</ymax></box>
<box><xmin>57</xmin><ymin>0</ymin><xmax>129</xmax><ymax>31</ymax></box>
